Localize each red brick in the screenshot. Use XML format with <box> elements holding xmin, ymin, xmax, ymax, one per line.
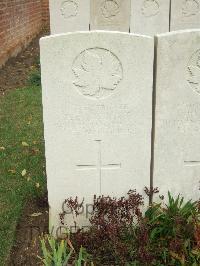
<box><xmin>0</xmin><ymin>0</ymin><xmax>49</xmax><ymax>68</ymax></box>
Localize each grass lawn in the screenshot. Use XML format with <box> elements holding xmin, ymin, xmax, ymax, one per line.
<box><xmin>0</xmin><ymin>86</ymin><xmax>46</xmax><ymax>265</ymax></box>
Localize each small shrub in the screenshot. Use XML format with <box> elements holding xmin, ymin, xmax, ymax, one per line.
<box><xmin>133</xmin><ymin>193</ymin><xmax>200</xmax><ymax>265</ymax></box>
<box><xmin>75</xmin><ymin>246</ymin><xmax>93</xmax><ymax>266</ymax></box>
<box><xmin>38</xmin><ymin>191</ymin><xmax>200</xmax><ymax>265</ymax></box>
<box><xmin>38</xmin><ymin>234</ymin><xmax>73</xmax><ymax>266</ymax></box>
<box><xmin>28</xmin><ymin>68</ymin><xmax>41</xmax><ymax>87</ymax></box>
<box><xmin>61</xmin><ymin>190</ymin><xmax>144</xmax><ymax>264</ymax></box>
<box><xmin>59</xmin><ymin>191</ymin><xmax>200</xmax><ymax>265</ymax></box>
<box><xmin>38</xmin><ymin>234</ymin><xmax>93</xmax><ymax>266</ymax></box>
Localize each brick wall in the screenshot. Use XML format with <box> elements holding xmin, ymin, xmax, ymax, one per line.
<box><xmin>0</xmin><ymin>0</ymin><xmax>49</xmax><ymax>68</ymax></box>
<box><xmin>42</xmin><ymin>0</ymin><xmax>50</xmax><ymax>25</ymax></box>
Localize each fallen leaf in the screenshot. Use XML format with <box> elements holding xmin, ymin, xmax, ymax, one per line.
<box><xmin>170</xmin><ymin>251</ymin><xmax>185</xmax><ymax>264</ymax></box>
<box><xmin>22</xmin><ymin>141</ymin><xmax>29</xmax><ymax>147</ymax></box>
<box><xmin>8</xmin><ymin>169</ymin><xmax>16</xmax><ymax>174</ymax></box>
<box><xmin>27</xmin><ymin>177</ymin><xmax>31</xmax><ymax>182</ymax></box>
<box><xmin>67</xmin><ymin>239</ymin><xmax>75</xmax><ymax>251</ymax></box>
<box><xmin>30</xmin><ymin>212</ymin><xmax>42</xmax><ymax>217</ymax></box>
<box><xmin>31</xmin><ymin>148</ymin><xmax>40</xmax><ymax>155</ymax></box>
<box><xmin>36</xmin><ymin>182</ymin><xmax>40</xmax><ymax>188</ymax></box>
<box><xmin>0</xmin><ymin>147</ymin><xmax>5</xmax><ymax>150</ymax></box>
<box><xmin>21</xmin><ymin>169</ymin><xmax>27</xmax><ymax>177</ymax></box>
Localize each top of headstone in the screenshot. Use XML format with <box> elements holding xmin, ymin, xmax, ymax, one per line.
<box><xmin>40</xmin><ymin>30</ymin><xmax>153</xmax><ymax>43</ymax></box>
<box><xmin>49</xmin><ymin>0</ymin><xmax>90</xmax><ymax>34</ymax></box>
<box><xmin>156</xmin><ymin>28</ymin><xmax>200</xmax><ymax>38</ymax></box>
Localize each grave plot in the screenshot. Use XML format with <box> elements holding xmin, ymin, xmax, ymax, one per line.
<box><xmin>153</xmin><ymin>30</ymin><xmax>200</xmax><ymax>202</ymax></box>
<box><xmin>40</xmin><ymin>31</ymin><xmax>154</xmax><ymax>231</ymax></box>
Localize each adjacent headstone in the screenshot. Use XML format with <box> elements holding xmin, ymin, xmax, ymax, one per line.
<box><xmin>40</xmin><ymin>32</ymin><xmax>154</xmax><ymax>232</ymax></box>
<box><xmin>171</xmin><ymin>0</ymin><xmax>200</xmax><ymax>31</ymax></box>
<box><xmin>153</xmin><ymin>30</ymin><xmax>200</xmax><ymax>202</ymax></box>
<box><xmin>130</xmin><ymin>0</ymin><xmax>170</xmax><ymax>36</ymax></box>
<box><xmin>90</xmin><ymin>0</ymin><xmax>131</xmax><ymax>32</ymax></box>
<box><xmin>49</xmin><ymin>0</ymin><xmax>90</xmax><ymax>34</ymax></box>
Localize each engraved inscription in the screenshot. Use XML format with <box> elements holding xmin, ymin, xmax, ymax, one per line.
<box><xmin>76</xmin><ymin>140</ymin><xmax>121</xmax><ymax>193</ymax></box>
<box><xmin>141</xmin><ymin>0</ymin><xmax>160</xmax><ymax>17</ymax></box>
<box><xmin>182</xmin><ymin>0</ymin><xmax>200</xmax><ymax>17</ymax></box>
<box><xmin>60</xmin><ymin>0</ymin><xmax>78</xmax><ymax>19</ymax></box>
<box><xmin>57</xmin><ymin>102</ymin><xmax>135</xmax><ymax>135</ymax></box>
<box><xmin>101</xmin><ymin>0</ymin><xmax>120</xmax><ymax>19</ymax></box>
<box><xmin>187</xmin><ymin>49</ymin><xmax>200</xmax><ymax>95</ymax></box>
<box><xmin>182</xmin><ymin>103</ymin><xmax>200</xmax><ymax>122</ymax></box>
<box><xmin>158</xmin><ymin>103</ymin><xmax>200</xmax><ymax>133</ymax></box>
<box><xmin>72</xmin><ymin>48</ymin><xmax>123</xmax><ymax>99</ymax></box>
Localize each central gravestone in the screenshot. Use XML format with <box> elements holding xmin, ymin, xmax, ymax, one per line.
<box><xmin>40</xmin><ymin>32</ymin><xmax>153</xmax><ymax>232</ymax></box>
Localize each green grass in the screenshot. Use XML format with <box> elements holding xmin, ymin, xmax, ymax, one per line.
<box><xmin>0</xmin><ymin>86</ymin><xmax>46</xmax><ymax>265</ymax></box>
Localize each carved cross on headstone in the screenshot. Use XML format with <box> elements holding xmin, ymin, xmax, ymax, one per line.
<box><xmin>76</xmin><ymin>140</ymin><xmax>121</xmax><ymax>193</ymax></box>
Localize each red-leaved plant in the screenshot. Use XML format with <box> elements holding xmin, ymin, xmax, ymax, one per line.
<box><xmin>59</xmin><ymin>190</ymin><xmax>200</xmax><ymax>265</ymax></box>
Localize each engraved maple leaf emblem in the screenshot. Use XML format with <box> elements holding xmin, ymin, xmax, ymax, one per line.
<box><xmin>101</xmin><ymin>0</ymin><xmax>120</xmax><ymax>19</ymax></box>
<box><xmin>188</xmin><ymin>66</ymin><xmax>200</xmax><ymax>93</ymax></box>
<box><xmin>182</xmin><ymin>0</ymin><xmax>199</xmax><ymax>17</ymax></box>
<box><xmin>60</xmin><ymin>1</ymin><xmax>78</xmax><ymax>19</ymax></box>
<box><xmin>187</xmin><ymin>50</ymin><xmax>200</xmax><ymax>94</ymax></box>
<box><xmin>72</xmin><ymin>48</ymin><xmax>123</xmax><ymax>99</ymax></box>
<box><xmin>141</xmin><ymin>0</ymin><xmax>159</xmax><ymax>17</ymax></box>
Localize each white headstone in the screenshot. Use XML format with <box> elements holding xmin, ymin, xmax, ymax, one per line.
<box><xmin>40</xmin><ymin>32</ymin><xmax>153</xmax><ymax>232</ymax></box>
<box><xmin>171</xmin><ymin>0</ymin><xmax>200</xmax><ymax>31</ymax></box>
<box><xmin>154</xmin><ymin>30</ymin><xmax>200</xmax><ymax>202</ymax></box>
<box><xmin>49</xmin><ymin>0</ymin><xmax>90</xmax><ymax>34</ymax></box>
<box><xmin>130</xmin><ymin>0</ymin><xmax>170</xmax><ymax>36</ymax></box>
<box><xmin>90</xmin><ymin>0</ymin><xmax>131</xmax><ymax>32</ymax></box>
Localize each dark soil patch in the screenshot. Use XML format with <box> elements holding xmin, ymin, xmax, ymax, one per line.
<box><xmin>0</xmin><ymin>29</ymin><xmax>49</xmax><ymax>95</ymax></box>
<box><xmin>8</xmin><ymin>195</ymin><xmax>49</xmax><ymax>266</ymax></box>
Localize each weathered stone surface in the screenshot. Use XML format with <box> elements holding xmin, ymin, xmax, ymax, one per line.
<box><xmin>131</xmin><ymin>0</ymin><xmax>170</xmax><ymax>36</ymax></box>
<box><xmin>171</xmin><ymin>0</ymin><xmax>200</xmax><ymax>31</ymax></box>
<box><xmin>90</xmin><ymin>0</ymin><xmax>131</xmax><ymax>32</ymax></box>
<box><xmin>154</xmin><ymin>30</ymin><xmax>200</xmax><ymax>202</ymax></box>
<box><xmin>40</xmin><ymin>32</ymin><xmax>153</xmax><ymax>231</ymax></box>
<box><xmin>49</xmin><ymin>0</ymin><xmax>90</xmax><ymax>34</ymax></box>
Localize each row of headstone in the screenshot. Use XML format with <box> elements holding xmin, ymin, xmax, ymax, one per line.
<box><xmin>40</xmin><ymin>29</ymin><xmax>200</xmax><ymax>231</ymax></box>
<box><xmin>49</xmin><ymin>0</ymin><xmax>200</xmax><ymax>36</ymax></box>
